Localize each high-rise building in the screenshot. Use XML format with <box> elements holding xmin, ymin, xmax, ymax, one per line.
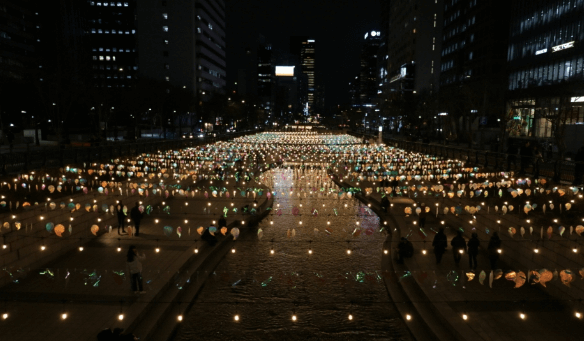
<box><xmin>387</xmin><ymin>0</ymin><xmax>443</xmax><ymax>128</ymax></box>
<box><xmin>507</xmin><ymin>0</ymin><xmax>584</xmax><ymax>141</ymax></box>
<box><xmin>290</xmin><ymin>36</ymin><xmax>317</xmax><ymax>114</ymax></box>
<box><xmin>0</xmin><ymin>0</ymin><xmax>36</xmax><ymax>82</ymax></box>
<box><xmin>359</xmin><ymin>31</ymin><xmax>381</xmax><ymax>107</ymax></box>
<box><xmin>136</xmin><ymin>0</ymin><xmax>226</xmax><ymax>97</ymax></box>
<box><xmin>87</xmin><ymin>0</ymin><xmax>138</xmax><ymax>88</ymax></box>
<box><xmin>439</xmin><ymin>0</ymin><xmax>509</xmax><ymax>131</ymax></box>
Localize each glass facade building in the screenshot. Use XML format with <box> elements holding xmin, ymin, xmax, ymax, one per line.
<box><xmin>507</xmin><ymin>0</ymin><xmax>584</xmax><ymax>138</ymax></box>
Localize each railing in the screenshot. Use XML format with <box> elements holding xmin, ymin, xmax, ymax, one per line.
<box><xmin>0</xmin><ymin>130</ymin><xmax>261</xmax><ymax>175</ymax></box>
<box><xmin>350</xmin><ymin>131</ymin><xmax>582</xmax><ymax>185</ymax></box>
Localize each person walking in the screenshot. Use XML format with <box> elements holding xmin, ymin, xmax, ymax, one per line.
<box><xmin>451</xmin><ymin>231</ymin><xmax>467</xmax><ymax>266</ymax></box>
<box><xmin>130</xmin><ymin>202</ymin><xmax>143</xmax><ymax>237</ymax></box>
<box><xmin>116</xmin><ymin>201</ymin><xmax>126</xmax><ymax>235</ymax></box>
<box><xmin>487</xmin><ymin>232</ymin><xmax>502</xmax><ymax>269</ymax></box>
<box><xmin>533</xmin><ymin>146</ymin><xmax>543</xmax><ymax>179</ymax></box>
<box><xmin>418</xmin><ymin>204</ymin><xmax>427</xmax><ymax>228</ymax></box>
<box><xmin>432</xmin><ymin>228</ymin><xmax>447</xmax><ymax>264</ymax></box>
<box><xmin>467</xmin><ymin>233</ymin><xmax>480</xmax><ymax>269</ymax></box>
<box><xmin>573</xmin><ymin>145</ymin><xmax>584</xmax><ymax>185</ymax></box>
<box><xmin>506</xmin><ymin>144</ymin><xmax>517</xmax><ymax>172</ymax></box>
<box><xmin>126</xmin><ymin>245</ymin><xmax>146</xmax><ymax>294</ymax></box>
<box><xmin>396</xmin><ymin>237</ymin><xmax>414</xmax><ymax>264</ymax></box>
<box><xmin>519</xmin><ymin>141</ymin><xmax>532</xmax><ymax>174</ymax></box>
<box><xmin>380</xmin><ymin>196</ymin><xmax>389</xmax><ymax>213</ymax></box>
<box><xmin>218</xmin><ymin>215</ymin><xmax>227</xmax><ymax>229</ymax></box>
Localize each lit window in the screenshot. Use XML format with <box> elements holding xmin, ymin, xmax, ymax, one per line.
<box><xmin>163</xmin><ymin>26</ymin><xmax>168</xmax><ymax>32</ymax></box>
<box><xmin>208</xmin><ymin>23</ymin><xmax>213</xmax><ymax>30</ymax></box>
<box><xmin>164</xmin><ymin>39</ymin><xmax>169</xmax><ymax>44</ymax></box>
<box><xmin>131</xmin><ymin>30</ymin><xmax>136</xmax><ymax>34</ymax></box>
<box><xmin>98</xmin><ymin>29</ymin><xmax>103</xmax><ymax>34</ymax></box>
<box><xmin>99</xmin><ymin>56</ymin><xmax>104</xmax><ymax>60</ymax></box>
<box><xmin>163</xmin><ymin>13</ymin><xmax>168</xmax><ymax>19</ymax></box>
<box><xmin>124</xmin><ymin>2</ymin><xmax>129</xmax><ymax>7</ymax></box>
<box><xmin>166</xmin><ymin>76</ymin><xmax>170</xmax><ymax>81</ymax></box>
<box><xmin>106</xmin><ymin>56</ymin><xmax>111</xmax><ymax>61</ymax></box>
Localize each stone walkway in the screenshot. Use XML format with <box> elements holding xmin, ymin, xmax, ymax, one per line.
<box><xmin>336</xmin><ymin>173</ymin><xmax>584</xmax><ymax>340</ymax></box>
<box><xmin>0</xmin><ymin>183</ymin><xmax>270</xmax><ymax>340</ymax></box>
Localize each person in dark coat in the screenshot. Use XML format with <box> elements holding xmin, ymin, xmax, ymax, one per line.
<box><xmin>467</xmin><ymin>233</ymin><xmax>480</xmax><ymax>269</ymax></box>
<box><xmin>519</xmin><ymin>141</ymin><xmax>532</xmax><ymax>174</ymax></box>
<box><xmin>532</xmin><ymin>146</ymin><xmax>543</xmax><ymax>179</ymax></box>
<box><xmin>487</xmin><ymin>232</ymin><xmax>502</xmax><ymax>269</ymax></box>
<box><xmin>380</xmin><ymin>196</ymin><xmax>390</xmax><ymax>213</ymax></box>
<box><xmin>130</xmin><ymin>202</ymin><xmax>143</xmax><ymax>236</ymax></box>
<box><xmin>573</xmin><ymin>145</ymin><xmax>584</xmax><ymax>185</ymax></box>
<box><xmin>506</xmin><ymin>144</ymin><xmax>517</xmax><ymax>172</ymax></box>
<box><xmin>418</xmin><ymin>204</ymin><xmax>427</xmax><ymax>227</ymax></box>
<box><xmin>451</xmin><ymin>231</ymin><xmax>467</xmax><ymax>266</ymax></box>
<box><xmin>201</xmin><ymin>227</ymin><xmax>217</xmax><ymax>246</ymax></box>
<box><xmin>218</xmin><ymin>215</ymin><xmax>227</xmax><ymax>229</ymax></box>
<box><xmin>432</xmin><ymin>228</ymin><xmax>447</xmax><ymax>264</ymax></box>
<box><xmin>116</xmin><ymin>201</ymin><xmax>126</xmax><ymax>235</ymax></box>
<box><xmin>396</xmin><ymin>237</ymin><xmax>414</xmax><ymax>263</ymax></box>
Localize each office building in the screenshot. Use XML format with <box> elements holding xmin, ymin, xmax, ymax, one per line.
<box><xmin>507</xmin><ymin>0</ymin><xmax>584</xmax><ymax>140</ymax></box>
<box><xmin>0</xmin><ymin>0</ymin><xmax>36</xmax><ymax>82</ymax></box>
<box><xmin>87</xmin><ymin>0</ymin><xmax>138</xmax><ymax>88</ymax></box>
<box><xmin>439</xmin><ymin>0</ymin><xmax>509</xmax><ymax>129</ymax></box>
<box><xmin>137</xmin><ymin>0</ymin><xmax>226</xmax><ymax>97</ymax></box>
<box><xmin>290</xmin><ymin>36</ymin><xmax>317</xmax><ymax>114</ymax></box>
<box><xmin>387</xmin><ymin>0</ymin><xmax>443</xmax><ymax>128</ymax></box>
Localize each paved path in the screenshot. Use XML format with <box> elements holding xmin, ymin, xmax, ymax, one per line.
<box><xmin>0</xmin><ymin>182</ymin><xmax>270</xmax><ymax>341</ymax></box>
<box><xmin>335</xmin><ymin>172</ymin><xmax>584</xmax><ymax>340</ymax></box>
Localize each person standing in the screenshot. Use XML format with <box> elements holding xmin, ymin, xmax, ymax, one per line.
<box><xmin>432</xmin><ymin>228</ymin><xmax>447</xmax><ymax>264</ymax></box>
<box><xmin>487</xmin><ymin>232</ymin><xmax>502</xmax><ymax>269</ymax></box>
<box><xmin>451</xmin><ymin>231</ymin><xmax>467</xmax><ymax>266</ymax></box>
<box><xmin>467</xmin><ymin>233</ymin><xmax>480</xmax><ymax>269</ymax></box>
<box><xmin>116</xmin><ymin>201</ymin><xmax>126</xmax><ymax>235</ymax></box>
<box><xmin>126</xmin><ymin>245</ymin><xmax>146</xmax><ymax>294</ymax></box>
<box><xmin>130</xmin><ymin>202</ymin><xmax>143</xmax><ymax>237</ymax></box>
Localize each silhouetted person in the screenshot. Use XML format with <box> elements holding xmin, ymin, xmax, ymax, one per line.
<box><xmin>451</xmin><ymin>231</ymin><xmax>467</xmax><ymax>266</ymax></box>
<box><xmin>487</xmin><ymin>232</ymin><xmax>502</xmax><ymax>269</ymax></box>
<box><xmin>396</xmin><ymin>237</ymin><xmax>414</xmax><ymax>264</ymax></box>
<box><xmin>533</xmin><ymin>146</ymin><xmax>543</xmax><ymax>179</ymax></box>
<box><xmin>418</xmin><ymin>204</ymin><xmax>427</xmax><ymax>227</ymax></box>
<box><xmin>506</xmin><ymin>144</ymin><xmax>517</xmax><ymax>172</ymax></box>
<box><xmin>126</xmin><ymin>245</ymin><xmax>145</xmax><ymax>294</ymax></box>
<box><xmin>574</xmin><ymin>145</ymin><xmax>584</xmax><ymax>185</ymax></box>
<box><xmin>116</xmin><ymin>201</ymin><xmax>126</xmax><ymax>235</ymax></box>
<box><xmin>130</xmin><ymin>202</ymin><xmax>143</xmax><ymax>236</ymax></box>
<box><xmin>218</xmin><ymin>215</ymin><xmax>227</xmax><ymax>228</ymax></box>
<box><xmin>519</xmin><ymin>141</ymin><xmax>532</xmax><ymax>174</ymax></box>
<box><xmin>6</xmin><ymin>129</ymin><xmax>15</xmax><ymax>152</ymax></box>
<box><xmin>432</xmin><ymin>228</ymin><xmax>447</xmax><ymax>264</ymax></box>
<box><xmin>201</xmin><ymin>227</ymin><xmax>217</xmax><ymax>246</ymax></box>
<box><xmin>380</xmin><ymin>196</ymin><xmax>389</xmax><ymax>213</ymax></box>
<box><xmin>467</xmin><ymin>233</ymin><xmax>480</xmax><ymax>269</ymax></box>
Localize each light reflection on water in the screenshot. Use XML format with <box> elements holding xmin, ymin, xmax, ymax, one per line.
<box><xmin>173</xmin><ymin>169</ymin><xmax>410</xmax><ymax>340</ymax></box>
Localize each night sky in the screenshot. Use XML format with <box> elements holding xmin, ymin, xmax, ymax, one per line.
<box><xmin>225</xmin><ymin>0</ymin><xmax>381</xmax><ymax>111</ymax></box>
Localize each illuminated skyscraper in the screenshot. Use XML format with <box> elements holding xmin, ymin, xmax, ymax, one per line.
<box><xmin>291</xmin><ymin>36</ymin><xmax>317</xmax><ymax>115</ymax></box>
